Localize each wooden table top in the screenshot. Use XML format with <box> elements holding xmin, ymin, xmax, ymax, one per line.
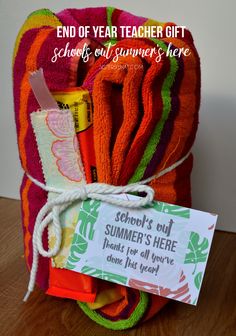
<box><xmin>0</xmin><ymin>197</ymin><xmax>235</xmax><ymax>336</ymax></box>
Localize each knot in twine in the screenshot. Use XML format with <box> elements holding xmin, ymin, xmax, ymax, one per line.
<box><xmin>23</xmin><ymin>151</ymin><xmax>191</xmax><ymax>302</ymax></box>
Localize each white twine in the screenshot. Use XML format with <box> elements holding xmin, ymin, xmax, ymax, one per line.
<box><xmin>23</xmin><ymin>150</ymin><xmax>191</xmax><ymax>302</ymax></box>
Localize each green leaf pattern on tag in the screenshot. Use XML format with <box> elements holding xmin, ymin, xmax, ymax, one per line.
<box><xmin>64</xmin><ymin>194</ymin><xmax>217</xmax><ymax>305</ymax></box>
<box><xmin>78</xmin><ymin>200</ymin><xmax>101</xmax><ymax>240</ymax></box>
<box><xmin>194</xmin><ymin>272</ymin><xmax>203</xmax><ymax>290</ymax></box>
<box><xmin>81</xmin><ymin>266</ymin><xmax>128</xmax><ymax>285</ymax></box>
<box><xmin>66</xmin><ymin>233</ymin><xmax>87</xmax><ymax>269</ymax></box>
<box><xmin>66</xmin><ymin>200</ymin><xmax>101</xmax><ymax>269</ymax></box>
<box><xmin>184</xmin><ymin>232</ymin><xmax>209</xmax><ymax>274</ymax></box>
<box><xmin>151</xmin><ymin>202</ymin><xmax>190</xmax><ymax>218</ymax></box>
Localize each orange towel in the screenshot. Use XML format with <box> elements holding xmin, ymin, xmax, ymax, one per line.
<box><xmin>14</xmin><ymin>6</ymin><xmax>200</xmax><ymax>330</ymax></box>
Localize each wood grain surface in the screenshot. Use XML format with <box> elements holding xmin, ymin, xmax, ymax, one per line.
<box><xmin>0</xmin><ymin>197</ymin><xmax>235</xmax><ymax>336</ymax></box>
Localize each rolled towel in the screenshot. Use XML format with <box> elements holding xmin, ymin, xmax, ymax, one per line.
<box><xmin>83</xmin><ymin>38</ymin><xmax>168</xmax><ymax>185</ymax></box>
<box><xmin>13</xmin><ymin>6</ymin><xmax>200</xmax><ymax>330</ymax></box>
<box><xmin>13</xmin><ymin>6</ymin><xmax>139</xmax><ymax>291</ymax></box>
<box><xmin>13</xmin><ymin>10</ymin><xmax>101</xmax><ymax>299</ymax></box>
<box><xmin>80</xmin><ymin>14</ymin><xmax>200</xmax><ymax>329</ymax></box>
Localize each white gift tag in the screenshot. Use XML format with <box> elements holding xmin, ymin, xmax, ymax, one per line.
<box><xmin>65</xmin><ymin>194</ymin><xmax>217</xmax><ymax>305</ymax></box>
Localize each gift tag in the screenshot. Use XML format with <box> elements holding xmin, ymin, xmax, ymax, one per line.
<box><xmin>65</xmin><ymin>194</ymin><xmax>217</xmax><ymax>305</ymax></box>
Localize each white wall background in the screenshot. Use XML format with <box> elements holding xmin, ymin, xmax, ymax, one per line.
<box><xmin>0</xmin><ymin>0</ymin><xmax>235</xmax><ymax>232</ymax></box>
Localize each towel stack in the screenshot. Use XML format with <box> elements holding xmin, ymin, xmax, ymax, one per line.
<box><xmin>13</xmin><ymin>7</ymin><xmax>200</xmax><ymax>330</ymax></box>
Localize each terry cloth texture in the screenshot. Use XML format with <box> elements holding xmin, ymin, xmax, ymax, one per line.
<box><xmin>13</xmin><ymin>7</ymin><xmax>200</xmax><ymax>330</ymax></box>
<box><xmin>13</xmin><ymin>9</ymin><xmax>102</xmax><ymax>303</ymax></box>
